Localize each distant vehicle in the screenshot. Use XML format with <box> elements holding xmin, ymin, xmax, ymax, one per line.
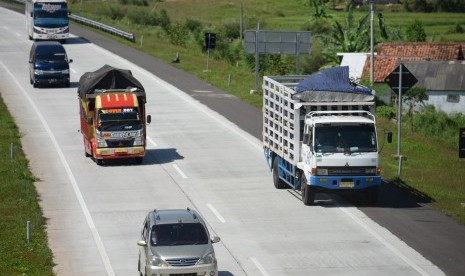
<box><xmin>78</xmin><ymin>65</ymin><xmax>151</xmax><ymax>165</ymax></box>
<box><xmin>263</xmin><ymin>66</ymin><xmax>391</xmax><ymax>205</ymax></box>
<box><xmin>25</xmin><ymin>0</ymin><xmax>69</xmax><ymax>43</ymax></box>
<box><xmin>28</xmin><ymin>41</ymin><xmax>72</xmax><ymax>88</ymax></box>
<box><xmin>137</xmin><ymin>208</ymin><xmax>220</xmax><ymax>276</ymax></box>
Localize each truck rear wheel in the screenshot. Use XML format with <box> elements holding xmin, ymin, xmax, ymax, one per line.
<box><xmin>301</xmin><ymin>174</ymin><xmax>315</xmax><ymax>206</ymax></box>
<box><xmin>272</xmin><ymin>158</ymin><xmax>287</xmax><ymax>189</ymax></box>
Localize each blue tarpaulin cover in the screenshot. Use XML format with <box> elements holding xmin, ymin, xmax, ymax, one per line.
<box><xmin>292</xmin><ymin>66</ymin><xmax>374</xmax><ymax>102</ymax></box>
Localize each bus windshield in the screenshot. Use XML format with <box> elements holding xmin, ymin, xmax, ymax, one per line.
<box><xmin>314</xmin><ymin>123</ymin><xmax>377</xmax><ymax>153</ymax></box>
<box><xmin>33</xmin><ymin>3</ymin><xmax>68</xmax><ymax>27</ymax></box>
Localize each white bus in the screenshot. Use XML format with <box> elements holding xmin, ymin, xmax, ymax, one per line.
<box><xmin>26</xmin><ymin>0</ymin><xmax>69</xmax><ymax>42</ymax></box>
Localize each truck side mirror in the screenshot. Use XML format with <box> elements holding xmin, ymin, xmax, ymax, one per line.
<box><xmin>146</xmin><ymin>115</ymin><xmax>151</xmax><ymax>125</ymax></box>
<box><xmin>302</xmin><ymin>134</ymin><xmax>309</xmax><ymax>145</ymax></box>
<box><xmin>387</xmin><ymin>132</ymin><xmax>393</xmax><ymax>143</ymax></box>
<box><xmin>87</xmin><ymin>117</ymin><xmax>93</xmax><ymax>125</ymax></box>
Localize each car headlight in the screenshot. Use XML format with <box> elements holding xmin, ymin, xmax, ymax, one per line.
<box><xmin>61</xmin><ymin>69</ymin><xmax>69</xmax><ymax>74</ymax></box>
<box><xmin>198</xmin><ymin>252</ymin><xmax>216</xmax><ymax>265</ymax></box>
<box><xmin>149</xmin><ymin>255</ymin><xmax>169</xmax><ymax>267</ymax></box>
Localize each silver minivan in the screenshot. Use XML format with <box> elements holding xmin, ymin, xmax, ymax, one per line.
<box><xmin>137</xmin><ymin>208</ymin><xmax>220</xmax><ymax>276</ymax></box>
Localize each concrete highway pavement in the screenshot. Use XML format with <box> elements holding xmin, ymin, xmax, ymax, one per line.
<box><xmin>0</xmin><ymin>5</ymin><xmax>460</xmax><ymax>276</ymax></box>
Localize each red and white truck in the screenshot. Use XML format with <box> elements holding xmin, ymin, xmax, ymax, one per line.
<box><xmin>78</xmin><ymin>65</ymin><xmax>151</xmax><ymax>165</ymax></box>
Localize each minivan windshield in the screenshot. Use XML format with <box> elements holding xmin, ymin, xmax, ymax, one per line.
<box><xmin>150</xmin><ymin>223</ymin><xmax>208</xmax><ymax>246</ymax></box>
<box><xmin>36</xmin><ymin>53</ymin><xmax>67</xmax><ymax>63</ymax></box>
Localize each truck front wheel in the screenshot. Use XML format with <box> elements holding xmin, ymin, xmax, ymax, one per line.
<box><xmin>301</xmin><ymin>174</ymin><xmax>315</xmax><ymax>206</ymax></box>
<box><xmin>272</xmin><ymin>158</ymin><xmax>287</xmax><ymax>189</ymax></box>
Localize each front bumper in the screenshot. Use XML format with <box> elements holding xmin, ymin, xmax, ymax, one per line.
<box><xmin>95</xmin><ymin>146</ymin><xmax>145</xmax><ymax>159</ymax></box>
<box><xmin>146</xmin><ymin>263</ymin><xmax>218</xmax><ymax>276</ymax></box>
<box><xmin>309</xmin><ymin>175</ymin><xmax>381</xmax><ymax>190</ymax></box>
<box><xmin>34</xmin><ymin>73</ymin><xmax>69</xmax><ymax>85</ymax></box>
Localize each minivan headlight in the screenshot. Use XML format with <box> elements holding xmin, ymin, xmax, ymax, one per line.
<box><xmin>34</xmin><ymin>69</ymin><xmax>47</xmax><ymax>75</ymax></box>
<box><xmin>149</xmin><ymin>255</ymin><xmax>169</xmax><ymax>267</ymax></box>
<box><xmin>198</xmin><ymin>252</ymin><xmax>216</xmax><ymax>265</ymax></box>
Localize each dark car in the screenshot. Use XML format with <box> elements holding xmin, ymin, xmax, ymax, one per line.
<box><xmin>29</xmin><ymin>41</ymin><xmax>72</xmax><ymax>88</ymax></box>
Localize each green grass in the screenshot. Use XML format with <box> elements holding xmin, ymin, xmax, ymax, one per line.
<box><xmin>378</xmin><ymin>117</ymin><xmax>465</xmax><ymax>224</ymax></box>
<box><xmin>0</xmin><ymin>94</ymin><xmax>54</xmax><ymax>275</ymax></box>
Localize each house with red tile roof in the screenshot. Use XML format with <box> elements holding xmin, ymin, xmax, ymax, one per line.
<box><xmin>362</xmin><ymin>42</ymin><xmax>465</xmax><ymax>83</ymax></box>
<box><xmin>358</xmin><ymin>42</ymin><xmax>465</xmax><ymax>114</ymax></box>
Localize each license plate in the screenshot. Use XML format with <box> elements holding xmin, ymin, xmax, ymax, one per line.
<box><xmin>340</xmin><ymin>181</ymin><xmax>354</xmax><ymax>188</ymax></box>
<box><xmin>115</xmin><ymin>148</ymin><xmax>128</xmax><ymax>153</ymax></box>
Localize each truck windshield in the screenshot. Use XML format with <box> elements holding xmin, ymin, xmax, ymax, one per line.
<box><xmin>33</xmin><ymin>3</ymin><xmax>69</xmax><ymax>28</ymax></box>
<box><xmin>150</xmin><ymin>223</ymin><xmax>208</xmax><ymax>246</ymax></box>
<box><xmin>314</xmin><ymin>124</ymin><xmax>377</xmax><ymax>153</ymax></box>
<box><xmin>98</xmin><ymin>110</ymin><xmax>141</xmax><ymax>131</ymax></box>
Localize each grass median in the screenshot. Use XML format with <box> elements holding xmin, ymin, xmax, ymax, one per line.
<box><xmin>0</xmin><ymin>94</ymin><xmax>54</xmax><ymax>275</ymax></box>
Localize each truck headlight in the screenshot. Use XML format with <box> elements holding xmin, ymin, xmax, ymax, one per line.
<box><xmin>198</xmin><ymin>252</ymin><xmax>216</xmax><ymax>265</ymax></box>
<box><xmin>316</xmin><ymin>168</ymin><xmax>328</xmax><ymax>175</ymax></box>
<box><xmin>95</xmin><ymin>131</ymin><xmax>107</xmax><ymax>147</ymax></box>
<box><xmin>365</xmin><ymin>168</ymin><xmax>376</xmax><ymax>175</ymax></box>
<box><xmin>149</xmin><ymin>255</ymin><xmax>169</xmax><ymax>267</ymax></box>
<box><xmin>133</xmin><ymin>130</ymin><xmax>144</xmax><ymax>146</ymax></box>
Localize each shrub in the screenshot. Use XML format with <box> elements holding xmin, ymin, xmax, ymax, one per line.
<box><xmin>377</xmin><ymin>105</ymin><xmax>396</xmax><ymax>120</ymax></box>
<box><xmin>168</xmin><ymin>23</ymin><xmax>189</xmax><ymax>46</ymax></box>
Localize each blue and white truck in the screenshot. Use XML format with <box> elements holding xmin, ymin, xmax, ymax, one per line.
<box><xmin>263</xmin><ymin>66</ymin><xmax>384</xmax><ymax>205</ymax></box>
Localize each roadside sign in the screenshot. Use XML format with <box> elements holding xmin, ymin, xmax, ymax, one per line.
<box><xmin>205</xmin><ymin>33</ymin><xmax>216</xmax><ymax>49</ymax></box>
<box><xmin>460</xmin><ymin>128</ymin><xmax>465</xmax><ymax>158</ymax></box>
<box><xmin>384</xmin><ymin>64</ymin><xmax>418</xmax><ymax>95</ymax></box>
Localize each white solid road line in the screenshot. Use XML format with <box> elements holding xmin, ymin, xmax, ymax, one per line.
<box><xmin>207</xmin><ymin>203</ymin><xmax>226</xmax><ymax>223</ymax></box>
<box><xmin>338</xmin><ymin>205</ymin><xmax>432</xmax><ymax>276</ymax></box>
<box><xmin>0</xmin><ymin>62</ymin><xmax>116</xmax><ymax>276</ymax></box>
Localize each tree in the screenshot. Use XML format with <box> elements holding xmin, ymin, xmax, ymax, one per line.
<box><xmin>403</xmin><ymin>86</ymin><xmax>427</xmax><ymax>131</ymax></box>
<box><xmin>405</xmin><ymin>20</ymin><xmax>427</xmax><ymax>42</ymax></box>
<box><xmin>319</xmin><ymin>2</ymin><xmax>369</xmax><ymax>66</ymax></box>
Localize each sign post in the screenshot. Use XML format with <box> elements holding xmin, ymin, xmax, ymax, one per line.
<box><xmin>244</xmin><ymin>29</ymin><xmax>311</xmax><ymax>92</ymax></box>
<box><xmin>384</xmin><ymin>63</ymin><xmax>418</xmax><ymax>176</ymax></box>
<box><xmin>460</xmin><ymin>128</ymin><xmax>465</xmax><ymax>158</ymax></box>
<box><xmin>204</xmin><ymin>32</ymin><xmax>216</xmax><ymax>72</ymax></box>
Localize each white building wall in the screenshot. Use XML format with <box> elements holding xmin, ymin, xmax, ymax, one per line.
<box><xmin>425</xmin><ymin>91</ymin><xmax>465</xmax><ymax>114</ymax></box>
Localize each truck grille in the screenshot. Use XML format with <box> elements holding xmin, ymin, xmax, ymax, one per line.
<box><xmin>106</xmin><ymin>140</ymin><xmax>134</xmax><ymax>148</ymax></box>
<box><xmin>165</xmin><ymin>257</ymin><xmax>199</xmax><ymax>267</ymax></box>
<box><xmin>321</xmin><ymin>166</ymin><xmax>376</xmax><ymax>176</ymax></box>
